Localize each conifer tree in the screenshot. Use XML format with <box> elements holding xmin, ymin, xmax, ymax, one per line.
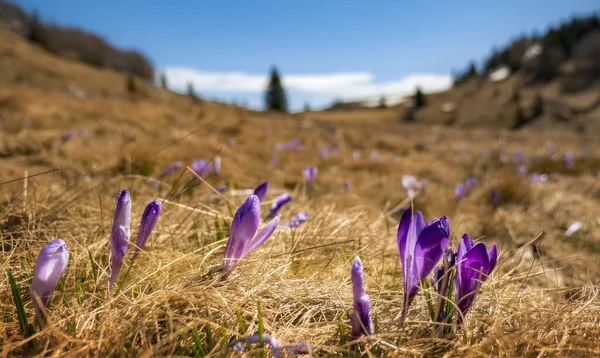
<box><xmin>264</xmin><ymin>67</ymin><xmax>288</xmax><ymax>112</ymax></box>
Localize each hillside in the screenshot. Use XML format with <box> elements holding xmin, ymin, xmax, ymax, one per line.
<box><xmin>1</xmin><ymin>27</ymin><xmax>600</xmax><ymax>356</ymax></box>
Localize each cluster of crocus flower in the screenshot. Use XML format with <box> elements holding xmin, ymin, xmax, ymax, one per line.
<box><xmin>396</xmin><ymin>207</ymin><xmax>498</xmax><ymax>327</ymax></box>
<box><xmin>30</xmin><ymin>239</ymin><xmax>70</xmax><ymax>327</ymax></box>
<box><xmin>109</xmin><ymin>190</ymin><xmax>162</xmax><ymax>288</ymax></box>
<box><xmin>223</xmin><ymin>195</ymin><xmax>280</xmax><ymax>277</ymax></box>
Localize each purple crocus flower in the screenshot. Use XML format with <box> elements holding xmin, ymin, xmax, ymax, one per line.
<box><xmin>284</xmin><ymin>138</ymin><xmax>301</xmax><ymax>151</ymax></box>
<box><xmin>344</xmin><ymin>180</ymin><xmax>351</xmax><ymax>192</ymax></box>
<box><xmin>109</xmin><ymin>189</ymin><xmax>131</xmax><ymax>288</ymax></box>
<box><xmin>454</xmin><ymin>234</ymin><xmax>497</xmax><ymax>322</ymax></box>
<box><xmin>303</xmin><ymin>166</ymin><xmax>318</xmax><ymax>187</ymax></box>
<box><xmin>30</xmin><ymin>239</ymin><xmax>69</xmax><ymax>326</ymax></box>
<box><xmin>216</xmin><ymin>184</ymin><xmax>228</xmax><ymax>193</ymax></box>
<box><xmin>271</xmin><ymin>157</ymin><xmax>278</xmax><ymax>167</ymax></box>
<box><xmin>455</xmin><ymin>184</ymin><xmax>465</xmax><ymax>201</ymax></box>
<box><xmin>491</xmin><ymin>190</ymin><xmax>500</xmax><ymax>208</ymax></box>
<box><xmin>397</xmin><ymin>208</ymin><xmax>449</xmax><ymax>327</ymax></box>
<box><xmin>268</xmin><ymin>193</ymin><xmax>291</xmax><ymax>218</ymax></box>
<box><xmin>319</xmin><ymin>146</ymin><xmax>330</xmax><ymax>160</ymax></box>
<box><xmin>517</xmin><ymin>164</ymin><xmax>528</xmax><ymax>176</ymax></box>
<box><xmin>213</xmin><ymin>156</ymin><xmax>222</xmax><ymax>175</ymax></box>
<box><xmin>253</xmin><ymin>181</ymin><xmax>269</xmax><ymax>203</ymax></box>
<box><xmin>191</xmin><ymin>159</ymin><xmax>210</xmax><ymax>177</ymax></box>
<box><xmin>61</xmin><ymin>129</ymin><xmax>77</xmax><ymax>143</ymax></box>
<box><xmin>513</xmin><ymin>151</ymin><xmax>524</xmax><ymax>164</ymax></box>
<box><xmin>351</xmin><ymin>257</ymin><xmax>373</xmax><ymax>339</ymax></box>
<box><xmin>402</xmin><ymin>176</ymin><xmax>425</xmax><ymax>199</ymax></box>
<box><xmin>159</xmin><ymin>161</ymin><xmax>183</xmax><ymax>178</ymax></box>
<box><xmin>229</xmin><ymin>334</ymin><xmax>311</xmax><ymax>357</ymax></box>
<box><xmin>223</xmin><ymin>195</ymin><xmax>280</xmax><ymax>275</ymax></box>
<box><xmin>530</xmin><ymin>173</ymin><xmax>549</xmax><ymax>184</ymax></box>
<box><xmin>132</xmin><ymin>200</ymin><xmax>162</xmax><ymax>261</ymax></box>
<box><xmin>282</xmin><ymin>212</ymin><xmax>308</xmax><ymax>228</ymax></box>
<box><xmin>370</xmin><ymin>151</ymin><xmax>380</xmax><ymax>161</ymax></box>
<box><xmin>465</xmin><ymin>178</ymin><xmax>476</xmax><ymax>190</ymax></box>
<box><xmin>565</xmin><ymin>152</ymin><xmax>574</xmax><ymax>169</ymax></box>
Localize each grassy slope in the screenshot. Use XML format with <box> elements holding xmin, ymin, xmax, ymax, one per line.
<box><xmin>0</xmin><ymin>29</ymin><xmax>599</xmax><ymax>356</ymax></box>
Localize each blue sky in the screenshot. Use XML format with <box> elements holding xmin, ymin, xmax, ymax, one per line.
<box><xmin>15</xmin><ymin>0</ymin><xmax>599</xmax><ymax>110</ymax></box>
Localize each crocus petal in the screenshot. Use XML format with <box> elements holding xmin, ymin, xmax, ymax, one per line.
<box><xmin>414</xmin><ymin>217</ymin><xmax>450</xmax><ymax>282</ymax></box>
<box><xmin>246</xmin><ymin>214</ymin><xmax>280</xmax><ymax>255</ymax></box>
<box><xmin>109</xmin><ymin>190</ymin><xmax>131</xmax><ymax>288</ymax></box>
<box><xmin>351</xmin><ymin>257</ymin><xmax>373</xmax><ymax>338</ymax></box>
<box><xmin>397</xmin><ymin>208</ymin><xmax>425</xmax><ymax>326</ymax></box>
<box><xmin>253</xmin><ymin>181</ymin><xmax>269</xmax><ymax>203</ymax></box>
<box><xmin>455</xmin><ymin>242</ymin><xmax>490</xmax><ymax>316</ymax></box>
<box><xmin>223</xmin><ymin>195</ymin><xmax>260</xmax><ymax>273</ymax></box>
<box><xmin>133</xmin><ymin>200</ymin><xmax>162</xmax><ymax>260</ymax></box>
<box><xmin>30</xmin><ymin>239</ymin><xmax>69</xmax><ymax>325</ymax></box>
<box><xmin>268</xmin><ymin>193</ymin><xmax>291</xmax><ymax>218</ymax></box>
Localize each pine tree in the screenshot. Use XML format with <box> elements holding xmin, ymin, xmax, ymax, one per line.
<box><xmin>187</xmin><ymin>82</ymin><xmax>199</xmax><ymax>100</ymax></box>
<box><xmin>160</xmin><ymin>73</ymin><xmax>168</xmax><ymax>89</ymax></box>
<box><xmin>378</xmin><ymin>96</ymin><xmax>387</xmax><ymax>109</ymax></box>
<box><xmin>264</xmin><ymin>67</ymin><xmax>288</xmax><ymax>112</ymax></box>
<box><xmin>126</xmin><ymin>74</ymin><xmax>137</xmax><ymax>94</ymax></box>
<box><xmin>414</xmin><ymin>87</ymin><xmax>426</xmax><ymax>109</ymax></box>
<box><xmin>28</xmin><ymin>10</ymin><xmax>45</xmax><ymax>44</ymax></box>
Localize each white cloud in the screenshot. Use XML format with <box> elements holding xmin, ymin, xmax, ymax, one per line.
<box><xmin>164</xmin><ymin>67</ymin><xmax>451</xmax><ymax>99</ymax></box>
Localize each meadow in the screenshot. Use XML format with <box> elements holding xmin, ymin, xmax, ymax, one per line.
<box><xmin>1</xmin><ymin>28</ymin><xmax>600</xmax><ymax>356</ymax></box>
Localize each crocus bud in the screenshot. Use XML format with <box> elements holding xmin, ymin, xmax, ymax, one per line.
<box><xmin>351</xmin><ymin>257</ymin><xmax>373</xmax><ymax>338</ymax></box>
<box><xmin>455</xmin><ymin>184</ymin><xmax>465</xmax><ymax>201</ymax></box>
<box><xmin>223</xmin><ymin>195</ymin><xmax>280</xmax><ymax>276</ymax></box>
<box><xmin>303</xmin><ymin>166</ymin><xmax>318</xmax><ymax>187</ymax></box>
<box><xmin>282</xmin><ymin>212</ymin><xmax>308</xmax><ymax>228</ymax></box>
<box><xmin>253</xmin><ymin>181</ymin><xmax>269</xmax><ymax>203</ymax></box>
<box><xmin>397</xmin><ymin>208</ymin><xmax>449</xmax><ymax>327</ymax></box>
<box><xmin>109</xmin><ymin>189</ymin><xmax>131</xmax><ymax>288</ymax></box>
<box><xmin>191</xmin><ymin>159</ymin><xmax>210</xmax><ymax>177</ymax></box>
<box><xmin>454</xmin><ymin>234</ymin><xmax>497</xmax><ymax>322</ymax></box>
<box><xmin>344</xmin><ymin>181</ymin><xmax>350</xmax><ymax>192</ymax></box>
<box><xmin>213</xmin><ymin>156</ymin><xmax>222</xmax><ymax>175</ymax></box>
<box><xmin>268</xmin><ymin>193</ymin><xmax>291</xmax><ymax>219</ymax></box>
<box><xmin>565</xmin><ymin>152</ymin><xmax>574</xmax><ymax>169</ymax></box>
<box><xmin>159</xmin><ymin>161</ymin><xmax>183</xmax><ymax>178</ymax></box>
<box><xmin>133</xmin><ymin>200</ymin><xmax>162</xmax><ymax>261</ymax></box>
<box><xmin>465</xmin><ymin>178</ymin><xmax>476</xmax><ymax>190</ymax></box>
<box><xmin>30</xmin><ymin>239</ymin><xmax>69</xmax><ymax>326</ymax></box>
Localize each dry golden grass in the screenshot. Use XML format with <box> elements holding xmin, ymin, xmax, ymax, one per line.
<box><xmin>1</xmin><ymin>29</ymin><xmax>600</xmax><ymax>357</ymax></box>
